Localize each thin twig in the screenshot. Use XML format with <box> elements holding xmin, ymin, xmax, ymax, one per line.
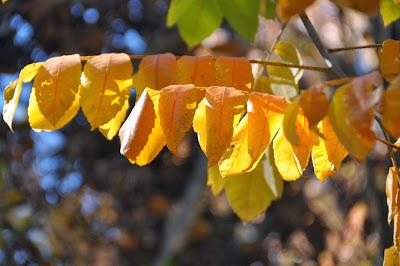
<box><xmin>376</xmin><ymin>136</ymin><xmax>400</xmax><ymax>152</ymax></box>
<box><xmin>328</xmin><ymin>44</ymin><xmax>382</xmax><ymax>53</ymax></box>
<box><xmin>299</xmin><ymin>12</ymin><xmax>346</xmax><ymax>78</ymax></box>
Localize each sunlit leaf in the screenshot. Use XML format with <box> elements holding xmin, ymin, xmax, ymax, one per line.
<box><xmin>31</xmin><ymin>55</ymin><xmax>81</xmax><ymax>128</ymax></box>
<box><xmin>386</xmin><ymin>167</ymin><xmax>400</xmax><ymax>224</ymax></box>
<box><xmin>277</xmin><ymin>0</ymin><xmax>315</xmax><ymax>21</ymax></box>
<box><xmin>381</xmin><ymin>0</ymin><xmax>400</xmax><ymax>26</ymax></box>
<box><xmin>382</xmin><ymin>76</ymin><xmax>400</xmax><ymax>138</ymax></box>
<box><xmin>380</xmin><ymin>39</ymin><xmax>400</xmax><ymax>81</ymax></box>
<box><xmin>132</xmin><ymin>53</ymin><xmax>177</xmax><ymax>96</ymax></box>
<box><xmin>383</xmin><ymin>245</ymin><xmax>400</xmax><ymax>266</ymax></box>
<box><xmin>215</xmin><ymin>57</ymin><xmax>253</xmax><ymax>91</ymax></box>
<box><xmin>159</xmin><ymin>84</ymin><xmax>204</xmax><ymax>154</ymax></box>
<box><xmin>207</xmin><ymin>165</ymin><xmax>226</xmax><ymax>196</ymax></box>
<box><xmin>81</xmin><ymin>53</ymin><xmax>132</xmax><ymax>130</ymax></box>
<box><xmin>3</xmin><ymin>62</ymin><xmax>42</xmax><ymax>130</ymax></box>
<box><xmin>193</xmin><ymin>86</ymin><xmax>246</xmax><ymax>166</ymax></box>
<box><xmin>299</xmin><ymin>86</ymin><xmax>328</xmax><ymax>128</ymax></box>
<box><xmin>177</xmin><ymin>56</ymin><xmax>216</xmax><ymax>86</ymax></box>
<box><xmin>99</xmin><ymin>97</ymin><xmax>130</xmax><ymax>140</ymax></box>
<box><xmin>311</xmin><ymin>117</ymin><xmax>348</xmax><ymax>181</ymax></box>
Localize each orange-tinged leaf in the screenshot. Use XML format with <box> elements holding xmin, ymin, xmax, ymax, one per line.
<box><xmin>119</xmin><ymin>89</ymin><xmax>156</xmax><ymax>163</ymax></box>
<box><xmin>32</xmin><ymin>55</ymin><xmax>81</xmax><ymax>127</ymax></box>
<box><xmin>311</xmin><ymin>117</ymin><xmax>348</xmax><ymax>181</ymax></box>
<box><xmin>328</xmin><ymin>80</ymin><xmax>376</xmax><ymax>162</ymax></box>
<box><xmin>383</xmin><ymin>245</ymin><xmax>400</xmax><ymax>266</ymax></box>
<box><xmin>382</xmin><ymin>76</ymin><xmax>400</xmax><ymax>138</ymax></box>
<box><xmin>380</xmin><ymin>39</ymin><xmax>400</xmax><ymax>82</ymax></box>
<box><xmin>28</xmin><ymin>83</ymin><xmax>80</xmax><ymax>131</ymax></box>
<box><xmin>99</xmin><ymin>96</ymin><xmax>130</xmax><ymax>140</ymax></box>
<box><xmin>176</xmin><ymin>55</ymin><xmax>216</xmax><ymax>86</ymax></box>
<box><xmin>247</xmin><ymin>92</ymin><xmax>287</xmax><ymax>163</ymax></box>
<box><xmin>207</xmin><ymin>165</ymin><xmax>226</xmax><ymax>196</ymax></box>
<box><xmin>299</xmin><ymin>86</ymin><xmax>328</xmax><ymax>128</ymax></box>
<box><xmin>3</xmin><ymin>62</ymin><xmax>42</xmax><ymax>130</ymax></box>
<box><xmin>133</xmin><ymin>53</ymin><xmax>177</xmax><ymax>96</ymax></box>
<box><xmin>273</xmin><ymin>117</ymin><xmax>315</xmax><ymax>181</ymax></box>
<box><xmin>225</xmin><ymin>162</ymin><xmax>275</xmax><ymax>222</ymax></box>
<box><xmin>159</xmin><ymin>84</ymin><xmax>204</xmax><ymax>154</ymax></box>
<box><xmin>80</xmin><ymin>53</ymin><xmax>132</xmax><ymax>130</ymax></box>
<box><xmin>395</xmin><ymin>213</ymin><xmax>400</xmax><ymax>250</ymax></box>
<box><xmin>215</xmin><ymin>57</ymin><xmax>253</xmax><ymax>91</ymax></box>
<box><xmin>135</xmin><ymin>89</ymin><xmax>166</xmax><ymax>165</ymax></box>
<box><xmin>277</xmin><ymin>0</ymin><xmax>315</xmax><ymax>21</ymax></box>
<box><xmin>386</xmin><ymin>167</ymin><xmax>400</xmax><ymax>224</ymax></box>
<box><xmin>193</xmin><ymin>86</ymin><xmax>246</xmax><ymax>166</ymax></box>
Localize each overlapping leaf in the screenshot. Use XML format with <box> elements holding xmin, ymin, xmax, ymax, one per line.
<box><xmin>80</xmin><ymin>53</ymin><xmax>132</xmax><ymax>133</ymax></box>
<box><xmin>177</xmin><ymin>56</ymin><xmax>216</xmax><ymax>86</ymax></box>
<box><xmin>193</xmin><ymin>86</ymin><xmax>246</xmax><ymax>166</ymax></box>
<box><xmin>277</xmin><ymin>0</ymin><xmax>315</xmax><ymax>21</ymax></box>
<box><xmin>380</xmin><ymin>39</ymin><xmax>400</xmax><ymax>81</ymax></box>
<box><xmin>386</xmin><ymin>167</ymin><xmax>400</xmax><ymax>224</ymax></box>
<box><xmin>30</xmin><ymin>54</ymin><xmax>81</xmax><ymax>130</ymax></box>
<box><xmin>382</xmin><ymin>76</ymin><xmax>400</xmax><ymax>138</ymax></box>
<box><xmin>215</xmin><ymin>57</ymin><xmax>253</xmax><ymax>91</ymax></box>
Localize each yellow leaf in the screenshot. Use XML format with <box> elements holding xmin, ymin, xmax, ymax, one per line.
<box><xmin>328</xmin><ymin>79</ymin><xmax>375</xmax><ymax>162</ymax></box>
<box><xmin>273</xmin><ymin>119</ymin><xmax>315</xmax><ymax>181</ymax></box>
<box><xmin>396</xmin><ymin>213</ymin><xmax>400</xmax><ymax>250</ymax></box>
<box><xmin>3</xmin><ymin>63</ymin><xmax>42</xmax><ymax>130</ymax></box>
<box><xmin>133</xmin><ymin>53</ymin><xmax>178</xmax><ymax>96</ymax></box>
<box><xmin>159</xmin><ymin>84</ymin><xmax>204</xmax><ymax>154</ymax></box>
<box><xmin>224</xmin><ymin>162</ymin><xmax>274</xmax><ymax>222</ymax></box>
<box><xmin>282</xmin><ymin>98</ymin><xmax>301</xmax><ymax>146</ymax></box>
<box><xmin>311</xmin><ymin>117</ymin><xmax>348</xmax><ymax>181</ymax></box>
<box><xmin>382</xmin><ymin>76</ymin><xmax>400</xmax><ymax>138</ymax></box>
<box><xmin>80</xmin><ymin>53</ymin><xmax>132</xmax><ymax>130</ymax></box>
<box><xmin>386</xmin><ymin>167</ymin><xmax>400</xmax><ymax>224</ymax></box>
<box><xmin>383</xmin><ymin>245</ymin><xmax>400</xmax><ymax>266</ymax></box>
<box><xmin>215</xmin><ymin>57</ymin><xmax>253</xmax><ymax>91</ymax></box>
<box><xmin>380</xmin><ymin>39</ymin><xmax>400</xmax><ymax>82</ymax></box>
<box><xmin>193</xmin><ymin>86</ymin><xmax>246</xmax><ymax>166</ymax></box>
<box><xmin>119</xmin><ymin>88</ymin><xmax>157</xmax><ymax>164</ymax></box>
<box><xmin>32</xmin><ymin>55</ymin><xmax>81</xmax><ymax>127</ymax></box>
<box><xmin>262</xmin><ymin>145</ymin><xmax>284</xmax><ymax>199</ymax></box>
<box><xmin>219</xmin><ymin>92</ymin><xmax>286</xmax><ymax>177</ymax></box>
<box><xmin>207</xmin><ymin>165</ymin><xmax>226</xmax><ymax>196</ymax></box>
<box><xmin>98</xmin><ymin>97</ymin><xmax>130</xmax><ymax>140</ymax></box>
<box><xmin>277</xmin><ymin>0</ymin><xmax>315</xmax><ymax>21</ymax></box>
<box><xmin>28</xmin><ymin>83</ymin><xmax>80</xmax><ymax>131</ymax></box>
<box><xmin>177</xmin><ymin>55</ymin><xmax>216</xmax><ymax>86</ymax></box>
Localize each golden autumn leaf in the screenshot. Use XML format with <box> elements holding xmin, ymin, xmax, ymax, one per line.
<box><xmin>219</xmin><ymin>92</ymin><xmax>287</xmax><ymax>177</ymax></box>
<box><xmin>193</xmin><ymin>86</ymin><xmax>246</xmax><ymax>166</ymax></box>
<box><xmin>328</xmin><ymin>79</ymin><xmax>376</xmax><ymax>162</ymax></box>
<box><xmin>159</xmin><ymin>84</ymin><xmax>204</xmax><ymax>154</ymax></box>
<box><xmin>207</xmin><ymin>165</ymin><xmax>226</xmax><ymax>196</ymax></box>
<box><xmin>215</xmin><ymin>57</ymin><xmax>253</xmax><ymax>91</ymax></box>
<box><xmin>80</xmin><ymin>53</ymin><xmax>132</xmax><ymax>130</ymax></box>
<box><xmin>380</xmin><ymin>39</ymin><xmax>400</xmax><ymax>82</ymax></box>
<box><xmin>119</xmin><ymin>88</ymin><xmax>165</xmax><ymax>166</ymax></box>
<box><xmin>224</xmin><ymin>162</ymin><xmax>275</xmax><ymax>222</ymax></box>
<box><xmin>332</xmin><ymin>0</ymin><xmax>379</xmax><ymax>15</ymax></box>
<box><xmin>383</xmin><ymin>245</ymin><xmax>400</xmax><ymax>266</ymax></box>
<box><xmin>176</xmin><ymin>55</ymin><xmax>216</xmax><ymax>86</ymax></box>
<box><xmin>32</xmin><ymin>55</ymin><xmax>81</xmax><ymax>127</ymax></box>
<box><xmin>282</xmin><ymin>98</ymin><xmax>301</xmax><ymax>146</ymax></box>
<box><xmin>273</xmin><ymin>119</ymin><xmax>316</xmax><ymax>181</ymax></box>
<box><xmin>132</xmin><ymin>53</ymin><xmax>177</xmax><ymax>96</ymax></box>
<box><xmin>382</xmin><ymin>76</ymin><xmax>400</xmax><ymax>138</ymax></box>
<box><xmin>299</xmin><ymin>86</ymin><xmax>328</xmax><ymax>128</ymax></box>
<box><xmin>277</xmin><ymin>0</ymin><xmax>315</xmax><ymax>21</ymax></box>
<box><xmin>395</xmin><ymin>213</ymin><xmax>400</xmax><ymax>250</ymax></box>
<box><xmin>99</xmin><ymin>98</ymin><xmax>130</xmax><ymax>140</ymax></box>
<box><xmin>386</xmin><ymin>167</ymin><xmax>400</xmax><ymax>224</ymax></box>
<box><xmin>311</xmin><ymin>117</ymin><xmax>348</xmax><ymax>181</ymax></box>
<box><xmin>3</xmin><ymin>62</ymin><xmax>42</xmax><ymax>130</ymax></box>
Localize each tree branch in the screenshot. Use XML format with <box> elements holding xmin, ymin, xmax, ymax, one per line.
<box><xmin>328</xmin><ymin>44</ymin><xmax>382</xmax><ymax>53</ymax></box>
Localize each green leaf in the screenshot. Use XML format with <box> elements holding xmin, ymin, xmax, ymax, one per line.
<box><xmin>261</xmin><ymin>0</ymin><xmax>276</xmax><ymax>19</ymax></box>
<box><xmin>175</xmin><ymin>0</ymin><xmax>223</xmax><ymax>47</ymax></box>
<box><xmin>167</xmin><ymin>0</ymin><xmax>194</xmax><ymax>27</ymax></box>
<box><xmin>381</xmin><ymin>0</ymin><xmax>400</xmax><ymax>26</ymax></box>
<box><xmin>217</xmin><ymin>0</ymin><xmax>260</xmax><ymax>40</ymax></box>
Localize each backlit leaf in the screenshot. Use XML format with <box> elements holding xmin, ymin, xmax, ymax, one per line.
<box><xmin>299</xmin><ymin>86</ymin><xmax>328</xmax><ymax>128</ymax></box>
<box><xmin>329</xmin><ymin>79</ymin><xmax>376</xmax><ymax>162</ymax></box>
<box><xmin>382</xmin><ymin>76</ymin><xmax>400</xmax><ymax>138</ymax></box>
<box><xmin>99</xmin><ymin>97</ymin><xmax>130</xmax><ymax>140</ymax></box>
<box><xmin>207</xmin><ymin>165</ymin><xmax>226</xmax><ymax>196</ymax></box>
<box><xmin>383</xmin><ymin>245</ymin><xmax>400</xmax><ymax>266</ymax></box>
<box><xmin>380</xmin><ymin>39</ymin><xmax>400</xmax><ymax>81</ymax></box>
<box><xmin>215</xmin><ymin>57</ymin><xmax>253</xmax><ymax>91</ymax></box>
<box><xmin>80</xmin><ymin>53</ymin><xmax>132</xmax><ymax>130</ymax></box>
<box><xmin>224</xmin><ymin>162</ymin><xmax>274</xmax><ymax>222</ymax></box>
<box><xmin>132</xmin><ymin>53</ymin><xmax>177</xmax><ymax>96</ymax></box>
<box><xmin>32</xmin><ymin>54</ymin><xmax>81</xmax><ymax>128</ymax></box>
<box><xmin>311</xmin><ymin>117</ymin><xmax>348</xmax><ymax>181</ymax></box>
<box><xmin>193</xmin><ymin>86</ymin><xmax>246</xmax><ymax>166</ymax></box>
<box><xmin>282</xmin><ymin>99</ymin><xmax>301</xmax><ymax>146</ymax></box>
<box><xmin>381</xmin><ymin>0</ymin><xmax>400</xmax><ymax>26</ymax></box>
<box><xmin>262</xmin><ymin>144</ymin><xmax>284</xmax><ymax>199</ymax></box>
<box><xmin>3</xmin><ymin>62</ymin><xmax>42</xmax><ymax>130</ymax></box>
<box><xmin>386</xmin><ymin>167</ymin><xmax>400</xmax><ymax>224</ymax></box>
<box><xmin>159</xmin><ymin>84</ymin><xmax>204</xmax><ymax>154</ymax></box>
<box><xmin>217</xmin><ymin>0</ymin><xmax>260</xmax><ymax>40</ymax></box>
<box><xmin>177</xmin><ymin>56</ymin><xmax>216</xmax><ymax>86</ymax></box>
<box><xmin>277</xmin><ymin>0</ymin><xmax>315</xmax><ymax>21</ymax></box>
